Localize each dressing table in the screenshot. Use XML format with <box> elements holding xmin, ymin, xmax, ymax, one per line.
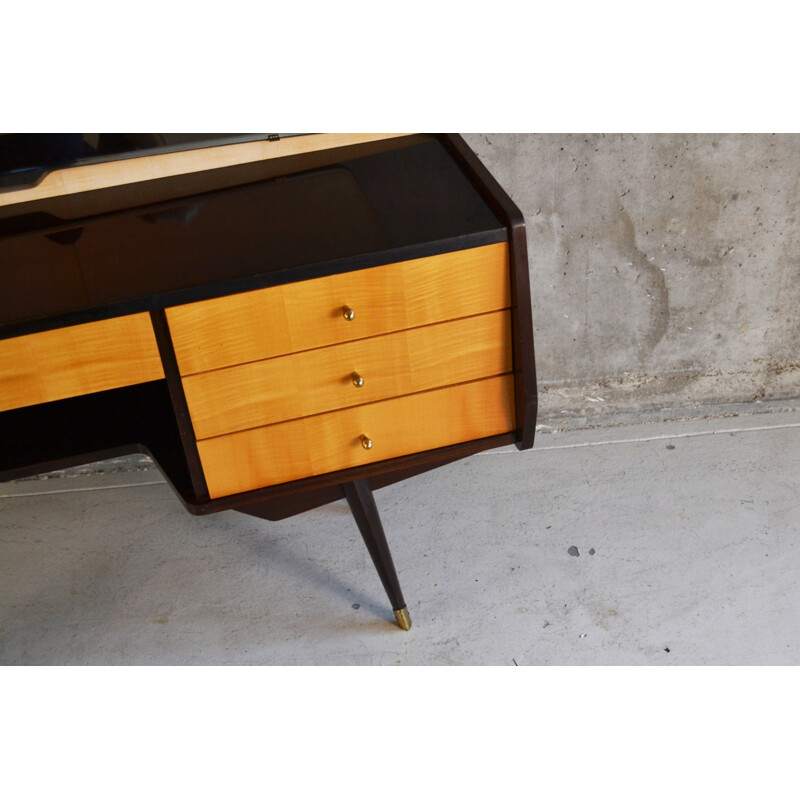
<box><xmin>0</xmin><ymin>133</ymin><xmax>537</xmax><ymax>630</ymax></box>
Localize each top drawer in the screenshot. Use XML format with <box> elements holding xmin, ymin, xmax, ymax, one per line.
<box><xmin>165</xmin><ymin>242</ymin><xmax>510</xmax><ymax>375</ymax></box>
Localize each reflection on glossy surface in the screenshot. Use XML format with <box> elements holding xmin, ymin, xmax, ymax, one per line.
<box><xmin>0</xmin><ymin>134</ymin><xmax>289</xmax><ymax>189</ymax></box>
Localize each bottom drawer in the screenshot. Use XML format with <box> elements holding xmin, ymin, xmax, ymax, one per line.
<box><xmin>197</xmin><ymin>374</ymin><xmax>515</xmax><ymax>499</ymax></box>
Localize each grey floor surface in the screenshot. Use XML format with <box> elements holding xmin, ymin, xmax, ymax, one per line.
<box><xmin>2</xmin><ymin>405</ymin><xmax>799</xmax><ymax>665</ymax></box>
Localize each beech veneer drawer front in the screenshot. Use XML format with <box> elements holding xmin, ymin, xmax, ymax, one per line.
<box><xmin>197</xmin><ymin>374</ymin><xmax>515</xmax><ymax>499</ymax></box>
<box><xmin>166</xmin><ymin>242</ymin><xmax>510</xmax><ymax>375</ymax></box>
<box><xmin>0</xmin><ymin>314</ymin><xmax>165</xmax><ymax>413</ymax></box>
<box><xmin>183</xmin><ymin>311</ymin><xmax>513</xmax><ymax>440</ymax></box>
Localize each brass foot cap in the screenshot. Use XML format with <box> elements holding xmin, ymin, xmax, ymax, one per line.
<box><xmin>394</xmin><ymin>606</ymin><xmax>412</xmax><ymax>631</ymax></box>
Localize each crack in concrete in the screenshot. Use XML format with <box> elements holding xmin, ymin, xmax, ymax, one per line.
<box><xmin>620</xmin><ymin>209</ymin><xmax>671</xmax><ymax>355</ymax></box>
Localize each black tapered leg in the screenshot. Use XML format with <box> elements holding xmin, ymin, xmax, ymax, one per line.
<box><xmin>343</xmin><ymin>479</ymin><xmax>411</xmax><ymax>630</ymax></box>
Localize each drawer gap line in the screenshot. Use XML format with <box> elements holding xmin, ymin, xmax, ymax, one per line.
<box><xmin>193</xmin><ymin>370</ymin><xmax>516</xmax><ymax>443</ymax></box>
<box><xmin>176</xmin><ymin>306</ymin><xmax>513</xmax><ymax>378</ymax></box>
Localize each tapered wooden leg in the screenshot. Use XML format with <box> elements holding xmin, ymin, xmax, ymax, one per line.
<box><xmin>343</xmin><ymin>479</ymin><xmax>411</xmax><ymax>630</ymax></box>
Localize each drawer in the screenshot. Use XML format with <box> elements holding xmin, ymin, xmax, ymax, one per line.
<box><xmin>197</xmin><ymin>374</ymin><xmax>515</xmax><ymax>499</ymax></box>
<box><xmin>0</xmin><ymin>313</ymin><xmax>164</xmax><ymax>412</ymax></box>
<box><xmin>183</xmin><ymin>310</ymin><xmax>512</xmax><ymax>439</ymax></box>
<box><xmin>166</xmin><ymin>242</ymin><xmax>510</xmax><ymax>375</ymax></box>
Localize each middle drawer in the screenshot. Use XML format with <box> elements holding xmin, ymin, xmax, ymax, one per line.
<box><xmin>183</xmin><ymin>310</ymin><xmax>512</xmax><ymax>440</ymax></box>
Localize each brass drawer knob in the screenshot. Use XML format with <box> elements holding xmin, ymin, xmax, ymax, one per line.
<box><xmin>342</xmin><ymin>305</ymin><xmax>355</xmax><ymax>321</ymax></box>
<box><xmin>360</xmin><ymin>434</ymin><xmax>373</xmax><ymax>450</ymax></box>
<box><xmin>351</xmin><ymin>371</ymin><xmax>364</xmax><ymax>388</ymax></box>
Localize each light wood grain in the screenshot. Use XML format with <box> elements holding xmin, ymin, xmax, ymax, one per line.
<box><xmin>184</xmin><ymin>311</ymin><xmax>513</xmax><ymax>439</ymax></box>
<box><xmin>0</xmin><ymin>314</ymin><xmax>164</xmax><ymax>412</ymax></box>
<box><xmin>0</xmin><ymin>134</ymin><xmax>411</xmax><ymax>208</ymax></box>
<box><xmin>197</xmin><ymin>374</ymin><xmax>515</xmax><ymax>498</ymax></box>
<box><xmin>167</xmin><ymin>243</ymin><xmax>510</xmax><ymax>375</ymax></box>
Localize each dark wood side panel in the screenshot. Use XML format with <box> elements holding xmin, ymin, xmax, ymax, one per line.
<box><xmin>149</xmin><ymin>310</ymin><xmax>209</xmax><ymax>500</ymax></box>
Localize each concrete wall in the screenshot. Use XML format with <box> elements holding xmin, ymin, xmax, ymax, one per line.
<box><xmin>463</xmin><ymin>133</ymin><xmax>800</xmax><ymax>423</ymax></box>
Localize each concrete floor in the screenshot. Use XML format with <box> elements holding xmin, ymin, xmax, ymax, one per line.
<box><xmin>2</xmin><ymin>404</ymin><xmax>799</xmax><ymax>665</ymax></box>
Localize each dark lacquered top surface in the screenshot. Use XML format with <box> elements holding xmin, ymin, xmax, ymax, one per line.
<box><xmin>0</xmin><ymin>135</ymin><xmax>506</xmax><ymax>338</ymax></box>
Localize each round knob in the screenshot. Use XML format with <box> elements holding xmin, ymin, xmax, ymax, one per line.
<box><xmin>342</xmin><ymin>305</ymin><xmax>355</xmax><ymax>321</ymax></box>
<box><xmin>360</xmin><ymin>434</ymin><xmax>373</xmax><ymax>450</ymax></box>
<box><xmin>351</xmin><ymin>371</ymin><xmax>364</xmax><ymax>388</ymax></box>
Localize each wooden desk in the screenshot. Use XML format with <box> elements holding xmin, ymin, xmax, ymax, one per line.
<box><xmin>0</xmin><ymin>133</ymin><xmax>537</xmax><ymax>630</ymax></box>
